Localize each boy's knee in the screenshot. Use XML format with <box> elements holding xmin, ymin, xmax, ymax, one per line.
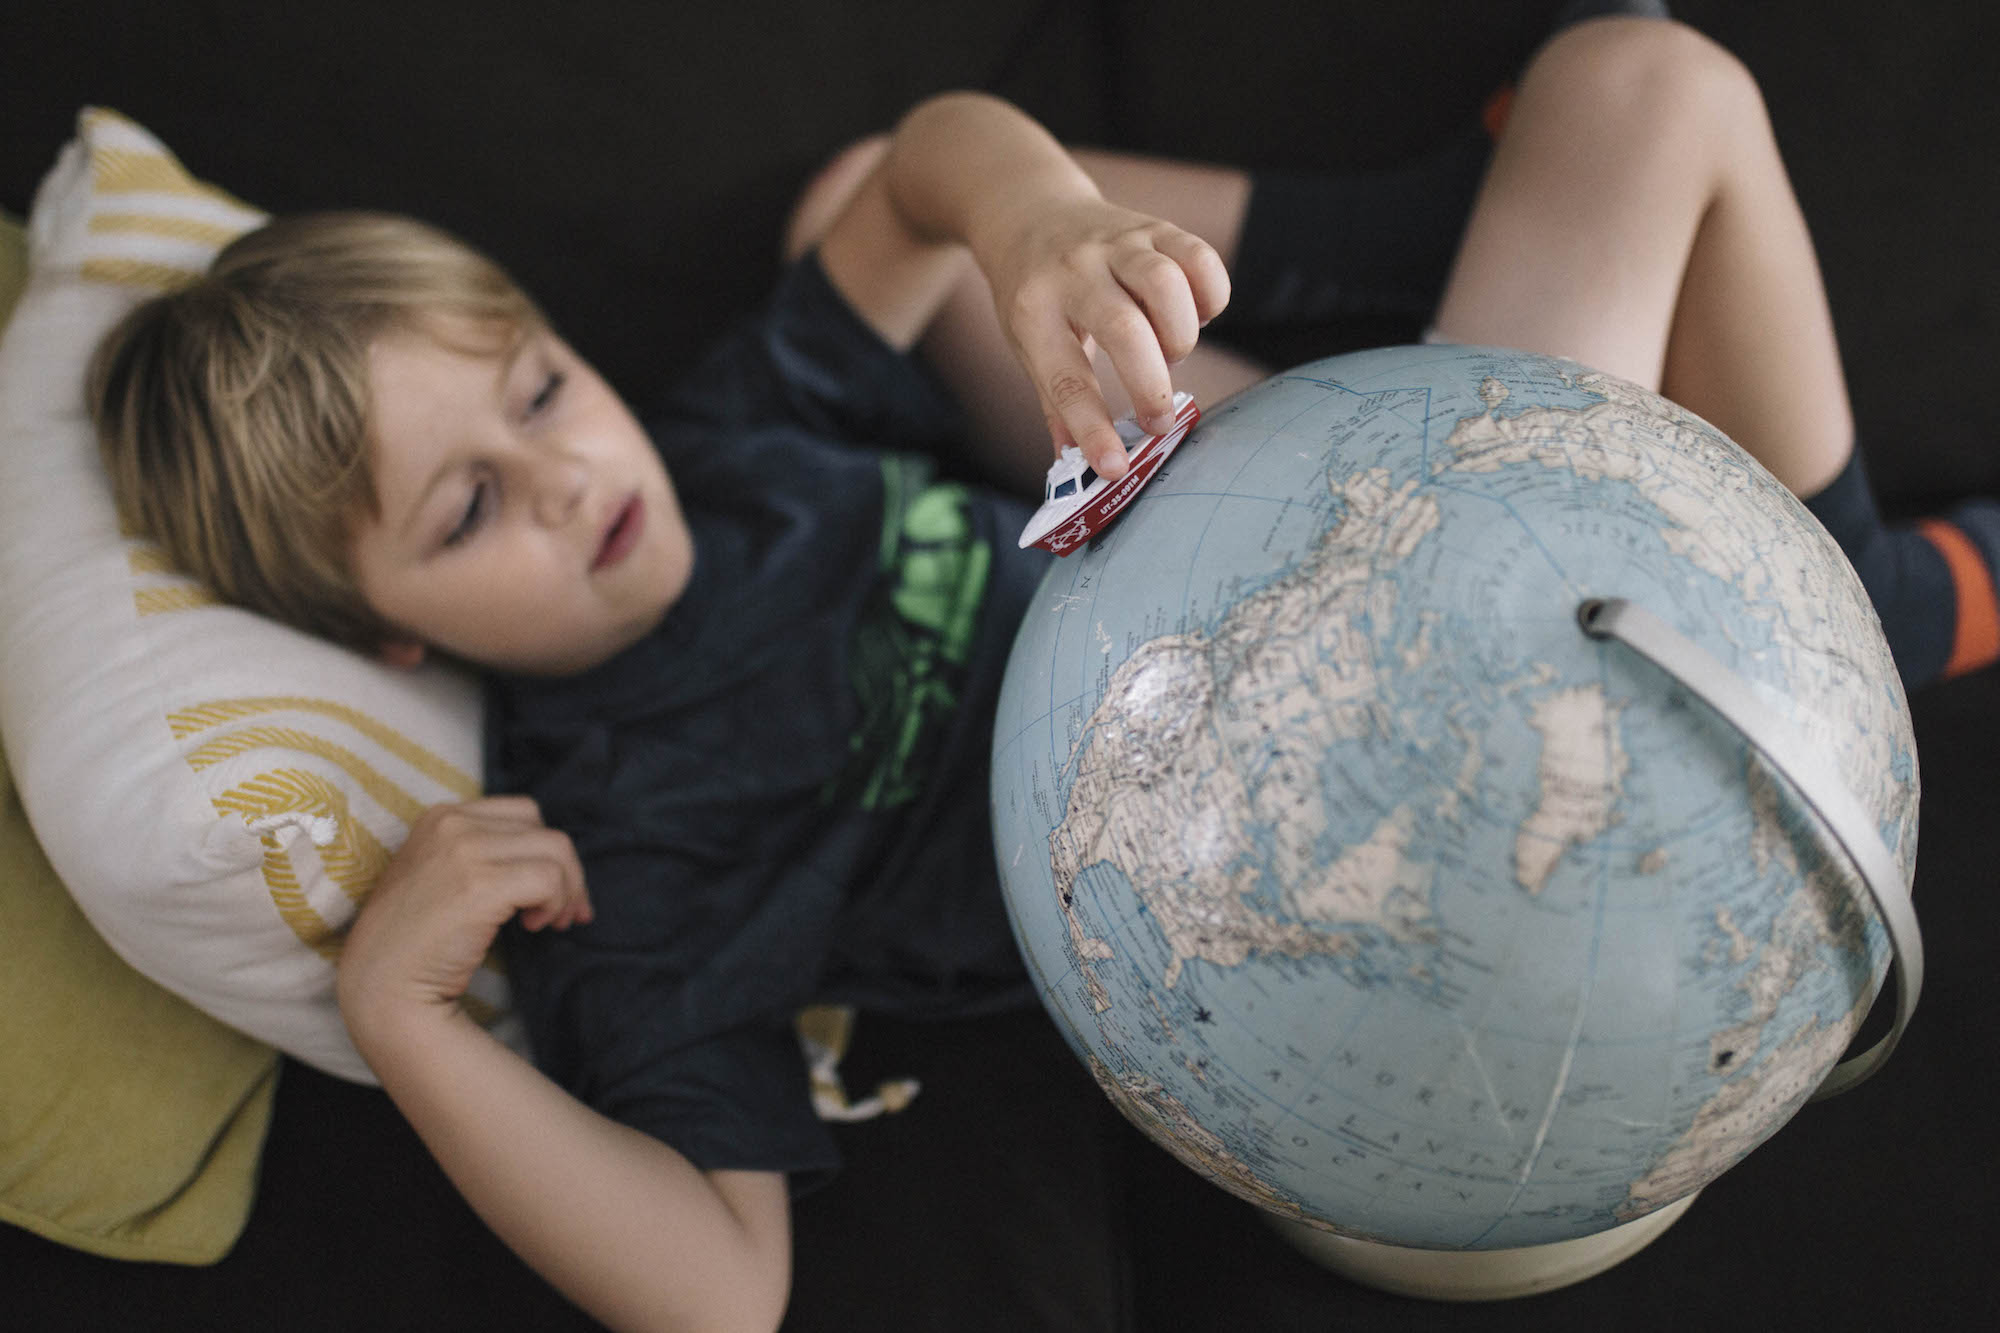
<box><xmin>782</xmin><ymin>135</ymin><xmax>890</xmax><ymax>262</ymax></box>
<box><xmin>1523</xmin><ymin>16</ymin><xmax>1763</xmax><ymax>142</ymax></box>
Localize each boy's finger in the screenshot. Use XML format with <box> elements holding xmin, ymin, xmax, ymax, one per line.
<box><xmin>500</xmin><ymin>847</ymin><xmax>590</xmax><ymax>930</ymax></box>
<box><xmin>492</xmin><ymin>859</ymin><xmax>578</xmax><ymax>932</ymax></box>
<box><xmin>545</xmin><ymin>831</ymin><xmax>590</xmax><ymax>926</ymax></box>
<box><xmin>1041</xmin><ymin>409</ymin><xmax>1077</xmax><ymax>457</ymax></box>
<box><xmin>484</xmin><ymin>827</ymin><xmax>584</xmax><ymax>891</ymax></box>
<box><xmin>1082</xmin><ymin>292</ymin><xmax>1177</xmax><ymax>437</ymax></box>
<box><xmin>524</xmin><ymin>828</ymin><xmax>589</xmax><ymax>926</ymax></box>
<box><xmin>437</xmin><ymin>794</ymin><xmax>547</xmax><ymax>836</ymax></box>
<box><xmin>1111</xmin><ymin>245</ymin><xmax>1202</xmax><ymax>368</ymax></box>
<box><xmin>1017</xmin><ymin>314</ymin><xmax>1129</xmax><ymax>480</ymax></box>
<box><xmin>1155</xmin><ymin>229</ymin><xmax>1232</xmax><ymax>325</ymax></box>
<box><xmin>465</xmin><ymin>793</ymin><xmax>544</xmax><ymax>821</ymax></box>
<box><xmin>1047</xmin><ymin>370</ymin><xmax>1128</xmax><ymax>482</ymax></box>
<box><xmin>556</xmin><ymin>835</ymin><xmax>592</xmax><ymax>926</ymax></box>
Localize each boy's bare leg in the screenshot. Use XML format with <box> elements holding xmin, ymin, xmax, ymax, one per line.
<box><xmin>786</xmin><ymin>139</ymin><xmax>1268</xmax><ymax>495</ymax></box>
<box><xmin>1435</xmin><ymin>15</ymin><xmax>2000</xmax><ymax>688</ymax></box>
<box><xmin>1431</xmin><ymin>17</ymin><xmax>1854</xmax><ymax>496</ymax></box>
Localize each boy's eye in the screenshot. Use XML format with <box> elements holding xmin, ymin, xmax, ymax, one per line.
<box><xmin>527</xmin><ymin>370</ymin><xmax>566</xmax><ymax>417</ymax></box>
<box><xmin>443</xmin><ymin>480</ymin><xmax>491</xmax><ymax>548</ymax></box>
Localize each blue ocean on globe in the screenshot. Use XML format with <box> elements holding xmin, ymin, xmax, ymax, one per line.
<box><xmin>989</xmin><ymin>343</ymin><xmax>1917</xmax><ymax>1249</ymax></box>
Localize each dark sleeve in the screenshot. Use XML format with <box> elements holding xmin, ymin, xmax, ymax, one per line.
<box><xmin>650</xmin><ymin>251</ymin><xmax>963</xmax><ymax>454</ymax></box>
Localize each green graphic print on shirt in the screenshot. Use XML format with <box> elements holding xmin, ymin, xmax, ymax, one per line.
<box><xmin>828</xmin><ymin>456</ymin><xmax>994</xmax><ymax>812</ymax></box>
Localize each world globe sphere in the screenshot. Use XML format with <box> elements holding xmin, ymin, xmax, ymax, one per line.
<box><xmin>989</xmin><ymin>343</ymin><xmax>1918</xmax><ymax>1256</ymax></box>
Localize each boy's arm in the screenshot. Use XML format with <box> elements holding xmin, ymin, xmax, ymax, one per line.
<box><xmin>814</xmin><ymin>91</ymin><xmax>1229</xmax><ymax>481</ymax></box>
<box><xmin>337</xmin><ymin>798</ymin><xmax>791</xmax><ymax>1333</ymax></box>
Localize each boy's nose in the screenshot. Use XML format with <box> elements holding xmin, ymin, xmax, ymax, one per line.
<box><xmin>530</xmin><ymin>451</ymin><xmax>589</xmax><ymax>526</ymax></box>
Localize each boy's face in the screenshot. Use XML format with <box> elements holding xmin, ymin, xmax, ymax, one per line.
<box><xmin>349</xmin><ymin>318</ymin><xmax>694</xmax><ymax>676</ymax></box>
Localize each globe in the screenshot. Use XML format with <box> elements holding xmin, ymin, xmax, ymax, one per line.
<box><xmin>989</xmin><ymin>344</ymin><xmax>1918</xmax><ymax>1263</ymax></box>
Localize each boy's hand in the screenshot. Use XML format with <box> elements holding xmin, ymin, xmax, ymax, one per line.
<box><xmin>336</xmin><ymin>796</ymin><xmax>590</xmax><ymax>1041</ymax></box>
<box><xmin>985</xmin><ymin>197</ymin><xmax>1229</xmax><ymax>481</ymax></box>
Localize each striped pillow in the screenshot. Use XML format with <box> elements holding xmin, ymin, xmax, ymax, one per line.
<box><xmin>0</xmin><ymin>108</ymin><xmax>521</xmax><ymax>1084</ymax></box>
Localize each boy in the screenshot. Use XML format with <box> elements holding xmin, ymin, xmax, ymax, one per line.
<box><xmin>86</xmin><ymin>15</ymin><xmax>1995</xmax><ymax>1332</ymax></box>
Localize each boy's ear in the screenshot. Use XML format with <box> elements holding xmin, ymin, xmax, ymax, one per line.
<box><xmin>376</xmin><ymin>638</ymin><xmax>427</xmax><ymax>670</ymax></box>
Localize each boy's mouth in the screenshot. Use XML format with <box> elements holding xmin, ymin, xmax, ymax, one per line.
<box><xmin>593</xmin><ymin>495</ymin><xmax>644</xmax><ymax>570</ymax></box>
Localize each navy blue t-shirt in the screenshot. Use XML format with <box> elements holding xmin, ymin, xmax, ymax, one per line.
<box><xmin>485</xmin><ymin>255</ymin><xmax>1051</xmax><ymax>1184</ymax></box>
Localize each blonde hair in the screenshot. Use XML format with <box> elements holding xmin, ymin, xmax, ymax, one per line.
<box><xmin>88</xmin><ymin>211</ymin><xmax>544</xmax><ymax>651</ymax></box>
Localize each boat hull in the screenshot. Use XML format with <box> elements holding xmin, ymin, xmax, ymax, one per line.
<box><xmin>1020</xmin><ymin>400</ymin><xmax>1200</xmax><ymax>556</ymax></box>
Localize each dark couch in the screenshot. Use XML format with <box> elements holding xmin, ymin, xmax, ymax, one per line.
<box><xmin>5</xmin><ymin>1</ymin><xmax>1995</xmax><ymax>1327</ymax></box>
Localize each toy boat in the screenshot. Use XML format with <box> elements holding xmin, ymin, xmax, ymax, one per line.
<box><xmin>1018</xmin><ymin>391</ymin><xmax>1200</xmax><ymax>555</ymax></box>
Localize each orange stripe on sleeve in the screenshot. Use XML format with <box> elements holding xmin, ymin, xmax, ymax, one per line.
<box><xmin>1917</xmin><ymin>519</ymin><xmax>2000</xmax><ymax>677</ymax></box>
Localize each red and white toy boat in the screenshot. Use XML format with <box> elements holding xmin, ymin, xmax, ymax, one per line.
<box><xmin>1018</xmin><ymin>391</ymin><xmax>1200</xmax><ymax>556</ymax></box>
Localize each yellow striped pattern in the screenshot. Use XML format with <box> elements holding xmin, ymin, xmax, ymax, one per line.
<box><xmin>211</xmin><ymin>768</ymin><xmax>390</xmax><ymax>905</ymax></box>
<box><xmin>248</xmin><ymin>833</ymin><xmax>341</xmax><ymax>960</ymax></box>
<box><xmin>89</xmin><ymin>211</ymin><xmax>242</xmax><ymax>248</ymax></box>
<box><xmin>133</xmin><ymin>584</ymin><xmax>220</xmax><ymax>616</ymax></box>
<box><xmin>182</xmin><ymin>724</ymin><xmax>428</xmax><ymax>827</ymax></box>
<box><xmin>83</xmin><ymin>110</ymin><xmax>256</xmax><ymax>215</ymax></box>
<box><xmin>71</xmin><ymin>108</ymin><xmax>262</xmax><ymax>296</ymax></box>
<box><xmin>90</xmin><ymin>146</ymin><xmax>214</xmax><ymax>198</ymax></box>
<box><xmin>78</xmin><ymin>256</ymin><xmax>199</xmax><ymax>293</ymax></box>
<box><xmin>127</xmin><ymin>545</ymin><xmax>178</xmax><ymax>576</ymax></box>
<box><xmin>128</xmin><ymin>539</ymin><xmax>219</xmax><ymax>617</ymax></box>
<box><xmin>169</xmin><ymin>697</ymin><xmax>478</xmax><ymax>799</ymax></box>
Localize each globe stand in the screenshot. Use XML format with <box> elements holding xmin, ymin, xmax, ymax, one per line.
<box><xmin>1262</xmin><ymin>1192</ymin><xmax>1700</xmax><ymax>1302</ymax></box>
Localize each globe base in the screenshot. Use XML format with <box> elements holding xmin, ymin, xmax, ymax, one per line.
<box><xmin>1263</xmin><ymin>1192</ymin><xmax>1700</xmax><ymax>1302</ymax></box>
